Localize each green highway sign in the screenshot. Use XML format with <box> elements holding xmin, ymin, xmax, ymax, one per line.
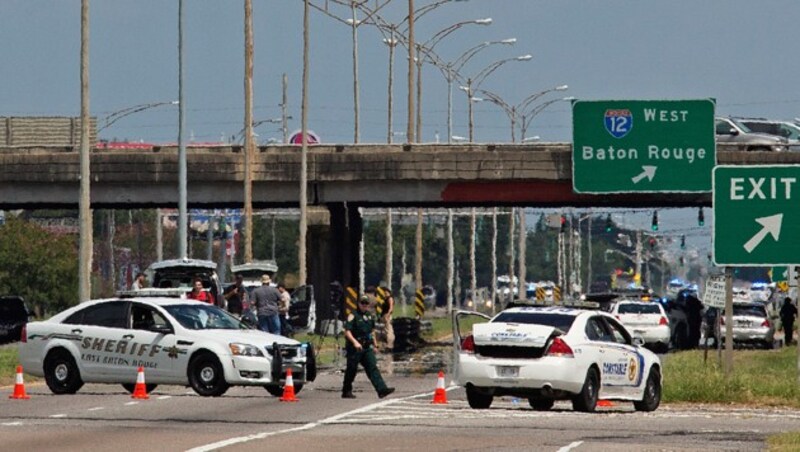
<box><xmin>713</xmin><ymin>165</ymin><xmax>800</xmax><ymax>266</ymax></box>
<box><xmin>572</xmin><ymin>99</ymin><xmax>715</xmax><ymax>193</ymax></box>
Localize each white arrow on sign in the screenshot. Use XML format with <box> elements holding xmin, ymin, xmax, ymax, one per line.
<box><xmin>743</xmin><ymin>213</ymin><xmax>783</xmax><ymax>253</ymax></box>
<box><xmin>631</xmin><ymin>166</ymin><xmax>657</xmax><ymax>184</ymax></box>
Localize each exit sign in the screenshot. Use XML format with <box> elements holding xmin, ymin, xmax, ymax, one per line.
<box><xmin>572</xmin><ymin>99</ymin><xmax>715</xmax><ymax>193</ymax></box>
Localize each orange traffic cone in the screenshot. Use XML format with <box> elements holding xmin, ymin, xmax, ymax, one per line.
<box><xmin>9</xmin><ymin>366</ymin><xmax>30</xmax><ymax>400</ymax></box>
<box><xmin>597</xmin><ymin>399</ymin><xmax>614</xmax><ymax>407</ymax></box>
<box><xmin>279</xmin><ymin>368</ymin><xmax>298</xmax><ymax>402</ymax></box>
<box><xmin>131</xmin><ymin>366</ymin><xmax>149</xmax><ymax>400</ymax></box>
<box><xmin>431</xmin><ymin>370</ymin><xmax>447</xmax><ymax>404</ymax></box>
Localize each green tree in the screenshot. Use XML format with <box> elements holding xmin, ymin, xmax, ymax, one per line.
<box><xmin>0</xmin><ymin>217</ymin><xmax>78</xmax><ymax>316</ymax></box>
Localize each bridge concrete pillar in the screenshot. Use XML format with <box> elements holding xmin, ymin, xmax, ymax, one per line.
<box><xmin>308</xmin><ymin>203</ymin><xmax>362</xmax><ymax>333</ymax></box>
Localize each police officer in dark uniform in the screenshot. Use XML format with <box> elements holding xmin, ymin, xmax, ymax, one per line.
<box><xmin>341</xmin><ymin>295</ymin><xmax>395</xmax><ymax>399</ymax></box>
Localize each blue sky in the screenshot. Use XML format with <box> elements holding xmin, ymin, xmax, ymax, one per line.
<box><xmin>1</xmin><ymin>0</ymin><xmax>799</xmax><ymax>144</ymax></box>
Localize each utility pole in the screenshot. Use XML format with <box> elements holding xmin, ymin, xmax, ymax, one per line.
<box><xmin>491</xmin><ymin>208</ymin><xmax>497</xmax><ymax>313</ymax></box>
<box><xmin>470</xmin><ymin>208</ymin><xmax>477</xmax><ymax>306</ymax></box>
<box><xmin>517</xmin><ymin>208</ymin><xmax>526</xmax><ymax>297</ymax></box>
<box><xmin>635</xmin><ymin>230</ymin><xmax>643</xmax><ymax>287</ymax></box>
<box><xmin>156</xmin><ymin>209</ymin><xmax>163</xmax><ymax>261</ymax></box>
<box><xmin>78</xmin><ymin>0</ymin><xmax>92</xmax><ymax>302</ymax></box>
<box><xmin>415</xmin><ymin>208</ymin><xmax>423</xmax><ymax>291</ymax></box>
<box><xmin>406</xmin><ymin>0</ymin><xmax>416</xmax><ymax>143</ymax></box>
<box><xmin>282</xmin><ymin>73</ymin><xmax>288</xmax><ymax>143</ymax></box>
<box><xmin>447</xmin><ymin>209</ymin><xmax>454</xmax><ymax>313</ymax></box>
<box><xmin>385</xmin><ymin>209</ymin><xmax>393</xmax><ymax>291</ymax></box>
<box><xmin>299</xmin><ymin>0</ymin><xmax>310</xmax><ymax>285</ymax></box>
<box><xmin>508</xmin><ymin>207</ymin><xmax>515</xmax><ymax>297</ymax></box>
<box><xmin>178</xmin><ymin>0</ymin><xmax>188</xmax><ymax>260</ymax></box>
<box><xmin>243</xmin><ymin>0</ymin><xmax>254</xmax><ymax>264</ymax></box>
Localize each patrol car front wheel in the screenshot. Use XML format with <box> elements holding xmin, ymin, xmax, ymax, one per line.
<box><xmin>264</xmin><ymin>383</ymin><xmax>304</xmax><ymax>397</ymax></box>
<box><xmin>44</xmin><ymin>349</ymin><xmax>84</xmax><ymax>395</ymax></box>
<box><xmin>188</xmin><ymin>353</ymin><xmax>230</xmax><ymax>397</ymax></box>
<box><xmin>633</xmin><ymin>368</ymin><xmax>661</xmax><ymax>412</ymax></box>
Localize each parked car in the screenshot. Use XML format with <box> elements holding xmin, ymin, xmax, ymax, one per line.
<box><xmin>453</xmin><ymin>306</ymin><xmax>662</xmax><ymax>412</ymax></box>
<box><xmin>19</xmin><ymin>297</ymin><xmax>315</xmax><ymax>397</ymax></box>
<box><xmin>715</xmin><ymin>117</ymin><xmax>789</xmax><ymax>152</ymax></box>
<box><xmin>0</xmin><ymin>296</ymin><xmax>30</xmax><ymax>344</ymax></box>
<box><xmin>127</xmin><ymin>259</ymin><xmax>223</xmax><ymax>307</ymax></box>
<box><xmin>608</xmin><ymin>300</ymin><xmax>670</xmax><ymax>354</ymax></box>
<box><xmin>704</xmin><ymin>302</ymin><xmax>775</xmax><ymax>349</ymax></box>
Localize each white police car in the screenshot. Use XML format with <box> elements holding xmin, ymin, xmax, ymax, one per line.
<box><xmin>453</xmin><ymin>306</ymin><xmax>661</xmax><ymax>412</ymax></box>
<box><xmin>18</xmin><ymin>297</ymin><xmax>315</xmax><ymax>397</ymax></box>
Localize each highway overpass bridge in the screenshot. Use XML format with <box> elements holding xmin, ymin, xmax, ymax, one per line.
<box><xmin>4</xmin><ymin>142</ymin><xmax>793</xmax><ymax>309</ymax></box>
<box><xmin>0</xmin><ymin>142</ymin><xmax>791</xmax><ymax>208</ymax></box>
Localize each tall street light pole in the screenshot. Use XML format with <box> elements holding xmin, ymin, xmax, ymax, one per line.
<box><xmin>414</xmin><ymin>18</ymin><xmax>491</xmax><ymax>142</ymax></box>
<box><xmin>299</xmin><ymin>0</ymin><xmax>310</xmax><ymax>285</ymax></box>
<box><xmin>79</xmin><ymin>0</ymin><xmax>92</xmax><ymax>302</ymax></box>
<box><xmin>178</xmin><ymin>0</ymin><xmax>188</xmax><ymax>260</ymax></box>
<box><xmin>460</xmin><ymin>54</ymin><xmax>532</xmax><ymax>142</ymax></box>
<box><xmin>407</xmin><ymin>0</ymin><xmax>415</xmax><ymax>143</ymax></box>
<box><xmin>520</xmin><ymin>95</ymin><xmax>575</xmax><ymax>141</ymax></box>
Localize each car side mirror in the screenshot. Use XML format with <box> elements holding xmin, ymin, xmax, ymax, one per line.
<box><xmin>149</xmin><ymin>324</ymin><xmax>173</xmax><ymax>335</ymax></box>
<box><xmin>632</xmin><ymin>335</ymin><xmax>645</xmax><ymax>347</ymax></box>
<box><xmin>729</xmin><ymin>127</ymin><xmax>739</xmax><ymax>136</ymax></box>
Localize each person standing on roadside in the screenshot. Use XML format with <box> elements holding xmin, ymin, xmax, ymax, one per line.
<box><xmin>341</xmin><ymin>295</ymin><xmax>395</xmax><ymax>399</ymax></box>
<box><xmin>223</xmin><ymin>274</ymin><xmax>247</xmax><ymax>316</ymax></box>
<box><xmin>781</xmin><ymin>297</ymin><xmax>798</xmax><ymax>346</ymax></box>
<box><xmin>131</xmin><ymin>272</ymin><xmax>146</xmax><ymax>291</ymax></box>
<box><xmin>378</xmin><ymin>287</ymin><xmax>395</xmax><ymax>352</ymax></box>
<box><xmin>277</xmin><ymin>284</ymin><xmax>292</xmax><ymax>336</ymax></box>
<box><xmin>188</xmin><ymin>277</ymin><xmax>213</xmax><ymax>303</ymax></box>
<box><xmin>252</xmin><ymin>274</ymin><xmax>281</xmax><ymax>334</ymax></box>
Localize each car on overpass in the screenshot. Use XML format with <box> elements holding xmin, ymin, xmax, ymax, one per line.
<box><xmin>715</xmin><ymin>117</ymin><xmax>789</xmax><ymax>152</ymax></box>
<box><xmin>453</xmin><ymin>306</ymin><xmax>662</xmax><ymax>412</ymax></box>
<box><xmin>19</xmin><ymin>297</ymin><xmax>316</xmax><ymax>397</ymax></box>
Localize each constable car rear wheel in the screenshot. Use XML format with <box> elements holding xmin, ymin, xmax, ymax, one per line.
<box><xmin>264</xmin><ymin>383</ymin><xmax>304</xmax><ymax>397</ymax></box>
<box><xmin>121</xmin><ymin>383</ymin><xmax>158</xmax><ymax>394</ymax></box>
<box><xmin>466</xmin><ymin>385</ymin><xmax>493</xmax><ymax>409</ymax></box>
<box><xmin>572</xmin><ymin>367</ymin><xmax>599</xmax><ymax>412</ymax></box>
<box><xmin>44</xmin><ymin>349</ymin><xmax>84</xmax><ymax>395</ymax></box>
<box><xmin>633</xmin><ymin>368</ymin><xmax>661</xmax><ymax>412</ymax></box>
<box><xmin>528</xmin><ymin>398</ymin><xmax>554</xmax><ymax>411</ymax></box>
<box><xmin>188</xmin><ymin>353</ymin><xmax>229</xmax><ymax>397</ymax></box>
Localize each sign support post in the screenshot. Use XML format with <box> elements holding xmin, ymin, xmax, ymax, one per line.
<box><xmin>724</xmin><ymin>267</ymin><xmax>734</xmax><ymax>376</ymax></box>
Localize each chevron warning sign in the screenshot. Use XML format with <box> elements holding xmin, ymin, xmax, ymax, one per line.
<box><xmin>415</xmin><ymin>289</ymin><xmax>425</xmax><ymax>318</ymax></box>
<box><xmin>344</xmin><ymin>286</ymin><xmax>358</xmax><ymax>316</ymax></box>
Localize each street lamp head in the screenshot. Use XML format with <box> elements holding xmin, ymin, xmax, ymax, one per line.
<box><xmin>451</xmin><ymin>135</ymin><xmax>467</xmax><ymax>142</ymax></box>
<box><xmin>382</xmin><ymin>38</ymin><xmax>398</xmax><ymax>46</ymax></box>
<box><xmin>522</xmin><ymin>135</ymin><xmax>540</xmax><ymax>142</ymax></box>
<box><xmin>555</xmin><ymin>85</ymin><xmax>568</xmax><ymax>91</ymax></box>
<box><xmin>500</xmin><ymin>38</ymin><xmax>517</xmax><ymax>44</ymax></box>
<box><xmin>474</xmin><ymin>18</ymin><xmax>492</xmax><ymax>25</ymax></box>
<box><xmin>516</xmin><ymin>54</ymin><xmax>533</xmax><ymax>61</ymax></box>
<box><xmin>459</xmin><ymin>85</ymin><xmax>470</xmax><ymax>92</ymax></box>
<box><xmin>170</xmin><ymin>100</ymin><xmax>180</xmax><ymax>105</ymax></box>
<box><xmin>471</xmin><ymin>97</ymin><xmax>484</xmax><ymax>102</ymax></box>
<box><xmin>345</xmin><ymin>18</ymin><xmax>362</xmax><ymax>26</ymax></box>
<box><xmin>563</xmin><ymin>96</ymin><xmax>576</xmax><ymax>101</ymax></box>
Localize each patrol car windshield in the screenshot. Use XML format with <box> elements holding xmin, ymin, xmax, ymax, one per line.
<box><xmin>492</xmin><ymin>312</ymin><xmax>576</xmax><ymax>333</ymax></box>
<box><xmin>163</xmin><ymin>304</ymin><xmax>245</xmax><ymax>330</ymax></box>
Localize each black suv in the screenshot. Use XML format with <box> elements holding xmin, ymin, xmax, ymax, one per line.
<box><xmin>0</xmin><ymin>296</ymin><xmax>30</xmax><ymax>344</ymax></box>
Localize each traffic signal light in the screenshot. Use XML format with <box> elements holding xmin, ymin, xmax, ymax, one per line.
<box><xmin>680</xmin><ymin>235</ymin><xmax>686</xmax><ymax>249</ymax></box>
<box><xmin>560</xmin><ymin>215</ymin><xmax>566</xmax><ymax>233</ymax></box>
<box><xmin>605</xmin><ymin>214</ymin><xmax>612</xmax><ymax>233</ymax></box>
<box><xmin>698</xmin><ymin>208</ymin><xmax>705</xmax><ymax>226</ymax></box>
<box><xmin>651</xmin><ymin>211</ymin><xmax>658</xmax><ymax>232</ymax></box>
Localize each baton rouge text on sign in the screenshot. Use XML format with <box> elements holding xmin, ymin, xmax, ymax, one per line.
<box><xmin>572</xmin><ymin>100</ymin><xmax>715</xmax><ymax>194</ymax></box>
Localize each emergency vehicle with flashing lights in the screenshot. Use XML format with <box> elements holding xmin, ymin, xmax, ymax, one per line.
<box><xmin>453</xmin><ymin>306</ymin><xmax>662</xmax><ymax>412</ymax></box>
<box><xmin>18</xmin><ymin>297</ymin><xmax>316</xmax><ymax>397</ymax></box>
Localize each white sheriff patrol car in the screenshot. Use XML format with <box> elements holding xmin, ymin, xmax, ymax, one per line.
<box><xmin>18</xmin><ymin>297</ymin><xmax>316</xmax><ymax>397</ymax></box>
<box><xmin>453</xmin><ymin>306</ymin><xmax>662</xmax><ymax>412</ymax></box>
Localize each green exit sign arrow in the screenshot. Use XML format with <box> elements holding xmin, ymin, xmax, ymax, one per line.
<box><xmin>713</xmin><ymin>165</ymin><xmax>800</xmax><ymax>266</ymax></box>
<box><xmin>572</xmin><ymin>99</ymin><xmax>716</xmax><ymax>194</ymax></box>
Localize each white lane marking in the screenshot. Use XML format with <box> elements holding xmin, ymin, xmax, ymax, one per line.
<box><xmin>88</xmin><ymin>407</ymin><xmax>105</xmax><ymax>412</ymax></box>
<box><xmin>557</xmin><ymin>441</ymin><xmax>584</xmax><ymax>452</ymax></box>
<box><xmin>2</xmin><ymin>422</ymin><xmax>23</xmax><ymax>426</ymax></box>
<box><xmin>49</xmin><ymin>414</ymin><xmax>67</xmax><ymax>418</ymax></box>
<box><xmin>186</xmin><ymin>387</ymin><xmax>456</xmax><ymax>452</ymax></box>
<box><xmin>125</xmin><ymin>401</ymin><xmax>139</xmax><ymax>406</ymax></box>
<box><xmin>158</xmin><ymin>395</ymin><xmax>172</xmax><ymax>400</ymax></box>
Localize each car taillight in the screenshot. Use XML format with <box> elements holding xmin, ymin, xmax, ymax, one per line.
<box><xmin>762</xmin><ymin>319</ymin><xmax>770</xmax><ymax>328</ymax></box>
<box><xmin>545</xmin><ymin>337</ymin><xmax>574</xmax><ymax>357</ymax></box>
<box><xmin>20</xmin><ymin>325</ymin><xmax>26</xmax><ymax>343</ymax></box>
<box><xmin>659</xmin><ymin>316</ymin><xmax>668</xmax><ymax>326</ymax></box>
<box><xmin>461</xmin><ymin>335</ymin><xmax>475</xmax><ymax>353</ymax></box>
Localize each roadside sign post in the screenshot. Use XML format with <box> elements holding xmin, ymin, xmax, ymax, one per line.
<box><xmin>702</xmin><ymin>275</ymin><xmax>726</xmax><ymax>364</ymax></box>
<box><xmin>712</xmin><ymin>166</ymin><xmax>800</xmax><ymax>377</ymax></box>
<box><xmin>724</xmin><ymin>268</ymin><xmax>733</xmax><ymax>376</ymax></box>
<box><xmin>572</xmin><ymin>99</ymin><xmax>715</xmax><ymax>193</ymax></box>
